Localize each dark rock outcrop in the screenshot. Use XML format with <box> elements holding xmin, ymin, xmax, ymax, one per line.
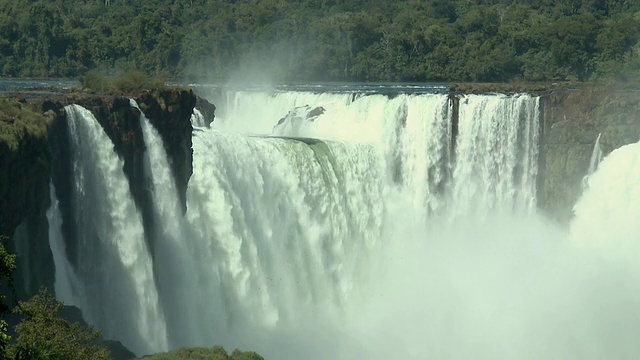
<box><xmin>196</xmin><ymin>95</ymin><xmax>216</xmax><ymax>128</ymax></box>
<box><xmin>137</xmin><ymin>89</ymin><xmax>196</xmax><ymax>213</ymax></box>
<box><xmin>0</xmin><ymin>99</ymin><xmax>53</xmax><ymax>299</ymax></box>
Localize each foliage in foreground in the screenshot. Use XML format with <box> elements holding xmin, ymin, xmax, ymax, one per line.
<box><xmin>7</xmin><ymin>287</ymin><xmax>110</xmax><ymax>360</ymax></box>
<box><xmin>140</xmin><ymin>346</ymin><xmax>264</xmax><ymax>360</ymax></box>
<box><xmin>0</xmin><ymin>238</ymin><xmax>16</xmax><ymax>358</ymax></box>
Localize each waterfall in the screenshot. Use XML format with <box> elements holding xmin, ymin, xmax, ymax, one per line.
<box><xmin>47</xmin><ymin>182</ymin><xmax>80</xmax><ymax>306</ymax></box>
<box><xmin>588</xmin><ymin>133</ymin><xmax>604</xmax><ymax>174</ymax></box>
<box><xmin>133</xmin><ymin>99</ymin><xmax>204</xmax><ymax>348</ymax></box>
<box><xmin>450</xmin><ymin>94</ymin><xmax>539</xmax><ymax>218</ymax></box>
<box><xmin>571</xmin><ymin>140</ymin><xmax>640</xmax><ymax>247</ymax></box>
<box><xmin>63</xmin><ymin>104</ymin><xmax>168</xmax><ymax>355</ymax></box>
<box><xmin>191</xmin><ymin>108</ymin><xmax>207</xmax><ymax>127</ymax></box>
<box><xmin>184</xmin><ymin>131</ymin><xmax>386</xmax><ymax>347</ymax></box>
<box><xmin>53</xmin><ymin>89</ymin><xmax>635</xmax><ymax>360</ymax></box>
<box><xmin>581</xmin><ymin>133</ymin><xmax>604</xmax><ymax>189</ymax></box>
<box><xmin>397</xmin><ymin>94</ymin><xmax>452</xmax><ymax>216</ymax></box>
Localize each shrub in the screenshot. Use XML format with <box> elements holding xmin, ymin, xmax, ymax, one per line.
<box><xmin>7</xmin><ymin>288</ymin><xmax>110</xmax><ymax>360</ymax></box>
<box><xmin>78</xmin><ymin>70</ymin><xmax>167</xmax><ymax>93</ymax></box>
<box><xmin>78</xmin><ymin>70</ymin><xmax>109</xmax><ymax>92</ymax></box>
<box><xmin>114</xmin><ymin>70</ymin><xmax>150</xmax><ymax>93</ymax></box>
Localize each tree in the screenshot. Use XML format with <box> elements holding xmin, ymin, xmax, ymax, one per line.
<box><xmin>0</xmin><ymin>239</ymin><xmax>16</xmax><ymax>360</ymax></box>
<box><xmin>8</xmin><ymin>288</ymin><xmax>110</xmax><ymax>360</ymax></box>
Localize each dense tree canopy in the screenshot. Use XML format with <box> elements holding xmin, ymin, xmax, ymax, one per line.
<box><xmin>1</xmin><ymin>0</ymin><xmax>640</xmax><ymax>83</ymax></box>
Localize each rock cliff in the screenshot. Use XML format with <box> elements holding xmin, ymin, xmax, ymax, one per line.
<box><xmin>0</xmin><ymin>99</ymin><xmax>53</xmax><ymax>298</ymax></box>
<box><xmin>0</xmin><ymin>87</ymin><xmax>210</xmax><ymax>297</ymax></box>
<box><xmin>1</xmin><ymin>87</ymin><xmax>206</xmax><ymax>359</ymax></box>
<box><xmin>538</xmin><ymin>88</ymin><xmax>640</xmax><ymax>224</ymax></box>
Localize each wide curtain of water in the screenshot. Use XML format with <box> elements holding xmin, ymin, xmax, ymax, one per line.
<box><xmin>47</xmin><ymin>87</ymin><xmax>640</xmax><ymax>359</ymax></box>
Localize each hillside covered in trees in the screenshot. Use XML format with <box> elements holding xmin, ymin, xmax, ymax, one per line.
<box><xmin>1</xmin><ymin>0</ymin><xmax>640</xmax><ymax>83</ymax></box>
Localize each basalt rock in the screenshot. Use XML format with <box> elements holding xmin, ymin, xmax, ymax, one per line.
<box><xmin>196</xmin><ymin>95</ymin><xmax>216</xmax><ymax>127</ymax></box>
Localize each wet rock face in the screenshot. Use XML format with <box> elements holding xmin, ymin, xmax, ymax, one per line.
<box><xmin>0</xmin><ymin>101</ymin><xmax>51</xmax><ymax>239</ymax></box>
<box><xmin>538</xmin><ymin>89</ymin><xmax>640</xmax><ymax>224</ymax></box>
<box><xmin>0</xmin><ymin>100</ymin><xmax>53</xmax><ymax>299</ymax></box>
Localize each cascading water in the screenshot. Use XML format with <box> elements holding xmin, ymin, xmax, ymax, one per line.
<box><xmin>184</xmin><ymin>132</ymin><xmax>386</xmax><ymax>349</ymax></box>
<box><xmin>62</xmin><ymin>105</ymin><xmax>168</xmax><ymax>355</ymax></box>
<box><xmin>191</xmin><ymin>108</ymin><xmax>207</xmax><ymax>127</ymax></box>
<box><xmin>47</xmin><ymin>88</ymin><xmax>640</xmax><ymax>359</ymax></box>
<box><xmin>571</xmin><ymin>140</ymin><xmax>640</xmax><ymax>247</ymax></box>
<box><xmin>450</xmin><ymin>94</ymin><xmax>538</xmax><ymax>218</ymax></box>
<box><xmin>133</xmin><ymin>99</ymin><xmax>205</xmax><ymax>348</ymax></box>
<box><xmin>581</xmin><ymin>133</ymin><xmax>604</xmax><ymax>189</ymax></box>
<box><xmin>47</xmin><ymin>182</ymin><xmax>80</xmax><ymax>307</ymax></box>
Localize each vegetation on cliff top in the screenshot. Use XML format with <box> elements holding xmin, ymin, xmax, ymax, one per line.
<box><xmin>139</xmin><ymin>346</ymin><xmax>264</xmax><ymax>360</ymax></box>
<box><xmin>79</xmin><ymin>69</ymin><xmax>169</xmax><ymax>93</ymax></box>
<box><xmin>1</xmin><ymin>0</ymin><xmax>640</xmax><ymax>83</ymax></box>
<box><xmin>0</xmin><ymin>100</ymin><xmax>47</xmax><ymax>151</ymax></box>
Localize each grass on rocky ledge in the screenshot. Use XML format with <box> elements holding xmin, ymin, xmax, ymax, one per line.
<box><xmin>78</xmin><ymin>69</ymin><xmax>169</xmax><ymax>94</ymax></box>
<box><xmin>138</xmin><ymin>346</ymin><xmax>264</xmax><ymax>360</ymax></box>
<box><xmin>0</xmin><ymin>98</ymin><xmax>46</xmax><ymax>151</ymax></box>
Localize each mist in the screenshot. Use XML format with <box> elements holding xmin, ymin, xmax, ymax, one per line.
<box><xmin>237</xmin><ymin>212</ymin><xmax>640</xmax><ymax>360</ymax></box>
<box><xmin>221</xmin><ymin>143</ymin><xmax>640</xmax><ymax>360</ymax></box>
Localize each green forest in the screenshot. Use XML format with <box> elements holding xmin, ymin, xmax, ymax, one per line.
<box><xmin>1</xmin><ymin>0</ymin><xmax>640</xmax><ymax>83</ymax></box>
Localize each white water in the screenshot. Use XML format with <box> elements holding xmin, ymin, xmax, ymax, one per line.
<box><xmin>134</xmin><ymin>99</ymin><xmax>206</xmax><ymax>348</ymax></box>
<box><xmin>191</xmin><ymin>108</ymin><xmax>207</xmax><ymax>127</ymax></box>
<box><xmin>63</xmin><ymin>105</ymin><xmax>168</xmax><ymax>355</ymax></box>
<box><xmin>47</xmin><ymin>182</ymin><xmax>80</xmax><ymax>306</ymax></box>
<box><xmin>588</xmin><ymin>133</ymin><xmax>604</xmax><ymax>174</ymax></box>
<box><xmin>571</xmin><ymin>140</ymin><xmax>640</xmax><ymax>248</ymax></box>
<box><xmin>450</xmin><ymin>94</ymin><xmax>539</xmax><ymax>219</ymax></box>
<box><xmin>48</xmin><ymin>90</ymin><xmax>640</xmax><ymax>359</ymax></box>
<box><xmin>582</xmin><ymin>133</ymin><xmax>604</xmax><ymax>189</ymax></box>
